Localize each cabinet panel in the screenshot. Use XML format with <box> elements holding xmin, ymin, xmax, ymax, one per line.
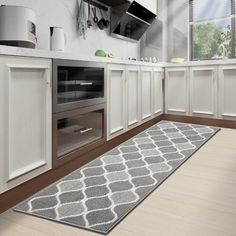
<box><xmin>165</xmin><ymin>68</ymin><xmax>189</xmax><ymax>115</ymax></box>
<box><xmin>126</xmin><ymin>66</ymin><xmax>140</xmax><ymax>128</ymax></box>
<box><xmin>219</xmin><ymin>66</ymin><xmax>236</xmax><ymax>120</ymax></box>
<box><xmin>140</xmin><ymin>68</ymin><xmax>152</xmax><ymax>121</ymax></box>
<box><xmin>153</xmin><ymin>69</ymin><xmax>163</xmax><ymax>116</ymax></box>
<box><xmin>0</xmin><ymin>56</ymin><xmax>52</xmax><ymax>193</ymax></box>
<box><xmin>8</xmin><ymin>67</ymin><xmax>49</xmax><ymax>180</ymax></box>
<box><xmin>190</xmin><ymin>67</ymin><xmax>217</xmax><ymax>118</ymax></box>
<box><xmin>107</xmin><ymin>65</ymin><xmax>163</xmax><ymax>140</ymax></box>
<box><xmin>107</xmin><ymin>65</ymin><xmax>126</xmax><ymax>138</ymax></box>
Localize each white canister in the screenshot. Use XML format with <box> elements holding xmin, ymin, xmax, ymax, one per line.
<box><xmin>50</xmin><ymin>27</ymin><xmax>66</xmax><ymax>51</ymax></box>
<box><xmin>0</xmin><ymin>5</ymin><xmax>37</xmax><ymax>48</ymax></box>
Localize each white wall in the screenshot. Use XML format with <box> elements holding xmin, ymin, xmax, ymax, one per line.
<box><xmin>1</xmin><ymin>0</ymin><xmax>158</xmax><ymax>59</ymax></box>
<box><xmin>165</xmin><ymin>0</ymin><xmax>189</xmax><ymax>61</ymax></box>
<box><xmin>136</xmin><ymin>0</ymin><xmax>157</xmax><ymax>14</ymax></box>
<box><xmin>140</xmin><ymin>0</ymin><xmax>162</xmax><ymax>61</ymax></box>
<box><xmin>141</xmin><ymin>0</ymin><xmax>190</xmax><ymax>62</ymax></box>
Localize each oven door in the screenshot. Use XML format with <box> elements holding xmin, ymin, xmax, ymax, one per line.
<box><xmin>53</xmin><ymin>104</ymin><xmax>106</xmax><ymax>167</ymax></box>
<box><xmin>53</xmin><ymin>59</ymin><xmax>106</xmax><ymax>113</ymax></box>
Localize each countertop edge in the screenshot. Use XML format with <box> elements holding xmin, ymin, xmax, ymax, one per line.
<box><xmin>2</xmin><ymin>45</ymin><xmax>236</xmax><ymax>67</ymax></box>
<box><xmin>163</xmin><ymin>60</ymin><xmax>236</xmax><ymax>67</ymax></box>
<box><xmin>0</xmin><ymin>45</ymin><xmax>165</xmax><ymax>67</ymax></box>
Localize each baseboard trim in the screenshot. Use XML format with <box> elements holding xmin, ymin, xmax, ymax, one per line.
<box><xmin>0</xmin><ymin>115</ymin><xmax>163</xmax><ymax>214</ymax></box>
<box><xmin>163</xmin><ymin>114</ymin><xmax>236</xmax><ymax>129</ymax></box>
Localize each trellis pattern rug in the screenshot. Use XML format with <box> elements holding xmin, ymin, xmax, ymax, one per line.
<box><xmin>14</xmin><ymin>121</ymin><xmax>219</xmax><ymax>234</ymax></box>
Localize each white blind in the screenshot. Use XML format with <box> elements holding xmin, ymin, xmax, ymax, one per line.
<box><xmin>190</xmin><ymin>0</ymin><xmax>235</xmax><ymax>22</ymax></box>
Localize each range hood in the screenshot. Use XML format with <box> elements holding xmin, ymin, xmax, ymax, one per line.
<box><xmin>110</xmin><ymin>1</ymin><xmax>157</xmax><ymax>41</ymax></box>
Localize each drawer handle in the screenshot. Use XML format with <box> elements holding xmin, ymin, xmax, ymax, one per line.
<box><xmin>79</xmin><ymin>82</ymin><xmax>93</xmax><ymax>86</ymax></box>
<box><xmin>79</xmin><ymin>127</ymin><xmax>93</xmax><ymax>134</ymax></box>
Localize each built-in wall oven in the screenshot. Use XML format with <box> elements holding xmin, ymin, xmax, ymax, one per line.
<box><xmin>52</xmin><ymin>59</ymin><xmax>106</xmax><ymax>167</ymax></box>
<box><xmin>53</xmin><ymin>59</ymin><xmax>105</xmax><ymax>112</ymax></box>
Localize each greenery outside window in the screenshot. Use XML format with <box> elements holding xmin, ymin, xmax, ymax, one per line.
<box><xmin>190</xmin><ymin>0</ymin><xmax>236</xmax><ymax>60</ymax></box>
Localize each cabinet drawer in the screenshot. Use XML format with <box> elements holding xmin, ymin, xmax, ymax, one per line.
<box><xmin>53</xmin><ymin>104</ymin><xmax>105</xmax><ymax>162</ymax></box>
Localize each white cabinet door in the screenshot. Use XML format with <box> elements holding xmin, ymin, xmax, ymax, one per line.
<box><xmin>190</xmin><ymin>66</ymin><xmax>217</xmax><ymax>118</ymax></box>
<box><xmin>0</xmin><ymin>56</ymin><xmax>52</xmax><ymax>193</ymax></box>
<box><xmin>219</xmin><ymin>65</ymin><xmax>236</xmax><ymax>120</ymax></box>
<box><xmin>140</xmin><ymin>67</ymin><xmax>153</xmax><ymax>121</ymax></box>
<box><xmin>165</xmin><ymin>67</ymin><xmax>189</xmax><ymax>115</ymax></box>
<box><xmin>107</xmin><ymin>64</ymin><xmax>163</xmax><ymax>140</ymax></box>
<box><xmin>107</xmin><ymin>64</ymin><xmax>126</xmax><ymax>139</ymax></box>
<box><xmin>126</xmin><ymin>66</ymin><xmax>140</xmax><ymax>129</ymax></box>
<box><xmin>152</xmin><ymin>68</ymin><xmax>164</xmax><ymax>116</ymax></box>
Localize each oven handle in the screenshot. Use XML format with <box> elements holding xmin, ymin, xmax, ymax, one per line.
<box><xmin>79</xmin><ymin>82</ymin><xmax>93</xmax><ymax>86</ymax></box>
<box><xmin>79</xmin><ymin>127</ymin><xmax>93</xmax><ymax>134</ymax></box>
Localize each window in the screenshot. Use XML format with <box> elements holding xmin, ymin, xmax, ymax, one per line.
<box><xmin>190</xmin><ymin>0</ymin><xmax>235</xmax><ymax>60</ymax></box>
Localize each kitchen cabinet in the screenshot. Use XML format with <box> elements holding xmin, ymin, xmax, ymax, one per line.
<box><xmin>126</xmin><ymin>66</ymin><xmax>140</xmax><ymax>129</ymax></box>
<box><xmin>219</xmin><ymin>65</ymin><xmax>236</xmax><ymax>120</ymax></box>
<box><xmin>0</xmin><ymin>56</ymin><xmax>52</xmax><ymax>194</ymax></box>
<box><xmin>107</xmin><ymin>64</ymin><xmax>126</xmax><ymax>139</ymax></box>
<box><xmin>152</xmin><ymin>68</ymin><xmax>164</xmax><ymax>116</ymax></box>
<box><xmin>165</xmin><ymin>67</ymin><xmax>189</xmax><ymax>115</ymax></box>
<box><xmin>140</xmin><ymin>67</ymin><xmax>153</xmax><ymax>121</ymax></box>
<box><xmin>190</xmin><ymin>66</ymin><xmax>217</xmax><ymax>118</ymax></box>
<box><xmin>107</xmin><ymin>64</ymin><xmax>163</xmax><ymax>140</ymax></box>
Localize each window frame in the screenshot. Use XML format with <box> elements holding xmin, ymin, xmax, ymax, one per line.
<box><xmin>189</xmin><ymin>0</ymin><xmax>236</xmax><ymax>61</ymax></box>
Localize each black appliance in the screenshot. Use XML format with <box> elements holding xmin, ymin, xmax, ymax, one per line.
<box><xmin>110</xmin><ymin>1</ymin><xmax>156</xmax><ymax>41</ymax></box>
<box><xmin>52</xmin><ymin>59</ymin><xmax>106</xmax><ymax>167</ymax></box>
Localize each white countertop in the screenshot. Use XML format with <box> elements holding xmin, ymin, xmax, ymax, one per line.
<box><xmin>1</xmin><ymin>45</ymin><xmax>236</xmax><ymax>67</ymax></box>
<box><xmin>0</xmin><ymin>45</ymin><xmax>164</xmax><ymax>67</ymax></box>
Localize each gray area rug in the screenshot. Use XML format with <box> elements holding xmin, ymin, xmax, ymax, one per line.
<box><xmin>14</xmin><ymin>121</ymin><xmax>220</xmax><ymax>234</ymax></box>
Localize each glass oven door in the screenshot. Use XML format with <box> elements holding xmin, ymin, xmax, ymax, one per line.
<box><xmin>53</xmin><ymin>60</ymin><xmax>105</xmax><ymax>113</ymax></box>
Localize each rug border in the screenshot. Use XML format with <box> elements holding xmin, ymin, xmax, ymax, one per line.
<box><xmin>13</xmin><ymin>121</ymin><xmax>221</xmax><ymax>235</ymax></box>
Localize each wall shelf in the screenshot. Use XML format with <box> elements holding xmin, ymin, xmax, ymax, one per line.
<box><xmin>84</xmin><ymin>0</ymin><xmax>108</xmax><ymax>11</ymax></box>
<box><xmin>97</xmin><ymin>0</ymin><xmax>129</xmax><ymax>7</ymax></box>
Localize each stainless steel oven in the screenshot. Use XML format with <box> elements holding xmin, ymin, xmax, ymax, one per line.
<box><xmin>53</xmin><ymin>59</ymin><xmax>106</xmax><ymax>113</ymax></box>
<box><xmin>52</xmin><ymin>59</ymin><xmax>106</xmax><ymax>167</ymax></box>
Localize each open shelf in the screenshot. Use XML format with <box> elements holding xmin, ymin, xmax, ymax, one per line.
<box><xmin>97</xmin><ymin>0</ymin><xmax>129</xmax><ymax>7</ymax></box>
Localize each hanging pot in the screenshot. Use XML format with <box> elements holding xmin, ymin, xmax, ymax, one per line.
<box><xmin>97</xmin><ymin>9</ymin><xmax>109</xmax><ymax>30</ymax></box>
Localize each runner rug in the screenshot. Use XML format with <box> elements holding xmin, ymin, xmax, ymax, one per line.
<box><xmin>14</xmin><ymin>121</ymin><xmax>220</xmax><ymax>234</ymax></box>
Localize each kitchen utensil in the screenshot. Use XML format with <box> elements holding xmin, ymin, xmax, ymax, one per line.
<box><xmin>0</xmin><ymin>5</ymin><xmax>37</xmax><ymax>48</ymax></box>
<box><xmin>107</xmin><ymin>53</ymin><xmax>115</xmax><ymax>58</ymax></box>
<box><xmin>92</xmin><ymin>7</ymin><xmax>98</xmax><ymax>23</ymax></box>
<box><xmin>152</xmin><ymin>57</ymin><xmax>158</xmax><ymax>63</ymax></box>
<box><xmin>97</xmin><ymin>9</ymin><xmax>109</xmax><ymax>30</ymax></box>
<box><xmin>104</xmin><ymin>9</ymin><xmax>110</xmax><ymax>27</ymax></box>
<box><xmin>50</xmin><ymin>27</ymin><xmax>66</xmax><ymax>51</ymax></box>
<box><xmin>87</xmin><ymin>0</ymin><xmax>92</xmax><ymax>28</ymax></box>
